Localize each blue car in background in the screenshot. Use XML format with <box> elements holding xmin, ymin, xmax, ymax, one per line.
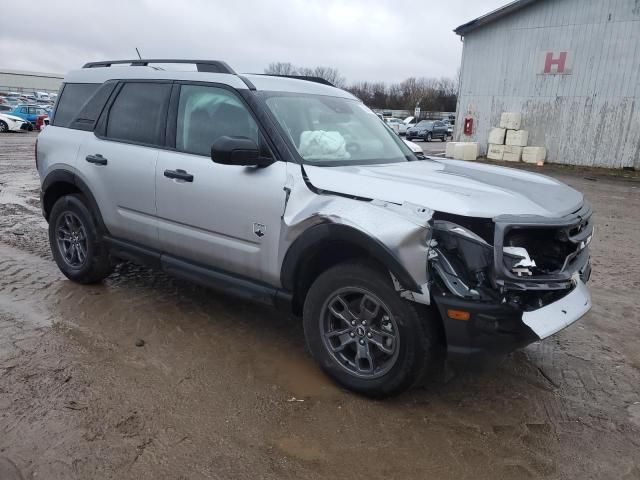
<box><xmin>5</xmin><ymin>104</ymin><xmax>51</xmax><ymax>127</ymax></box>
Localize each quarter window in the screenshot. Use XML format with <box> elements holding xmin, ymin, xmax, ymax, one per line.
<box><xmin>52</xmin><ymin>83</ymin><xmax>100</xmax><ymax>127</ymax></box>
<box><xmin>176</xmin><ymin>85</ymin><xmax>259</xmax><ymax>156</ymax></box>
<box><xmin>105</xmin><ymin>82</ymin><xmax>171</xmax><ymax>145</ymax></box>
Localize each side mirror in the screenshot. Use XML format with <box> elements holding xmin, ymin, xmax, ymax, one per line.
<box><xmin>211</xmin><ymin>136</ymin><xmax>272</xmax><ymax>167</ymax></box>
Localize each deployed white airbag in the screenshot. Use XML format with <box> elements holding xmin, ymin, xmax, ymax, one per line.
<box><xmin>299</xmin><ymin>131</ymin><xmax>351</xmax><ymax>161</ymax></box>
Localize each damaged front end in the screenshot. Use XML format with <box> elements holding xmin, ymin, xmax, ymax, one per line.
<box><xmin>427</xmin><ymin>204</ymin><xmax>593</xmax><ymax>358</ymax></box>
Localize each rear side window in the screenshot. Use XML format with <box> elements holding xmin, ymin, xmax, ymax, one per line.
<box><xmin>69</xmin><ymin>82</ymin><xmax>117</xmax><ymax>131</ymax></box>
<box><xmin>105</xmin><ymin>82</ymin><xmax>171</xmax><ymax>146</ymax></box>
<box><xmin>52</xmin><ymin>83</ymin><xmax>100</xmax><ymax>127</ymax></box>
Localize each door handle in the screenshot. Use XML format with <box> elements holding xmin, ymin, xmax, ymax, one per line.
<box><xmin>86</xmin><ymin>154</ymin><xmax>108</xmax><ymax>165</ymax></box>
<box><xmin>164</xmin><ymin>169</ymin><xmax>194</xmax><ymax>182</ymax></box>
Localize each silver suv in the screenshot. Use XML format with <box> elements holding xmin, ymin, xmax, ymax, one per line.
<box><xmin>37</xmin><ymin>59</ymin><xmax>593</xmax><ymax>397</ymax></box>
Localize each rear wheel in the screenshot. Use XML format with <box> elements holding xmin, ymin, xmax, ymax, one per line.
<box><xmin>48</xmin><ymin>194</ymin><xmax>113</xmax><ymax>284</ymax></box>
<box><xmin>442</xmin><ymin>132</ymin><xmax>448</xmax><ymax>142</ymax></box>
<box><xmin>303</xmin><ymin>262</ymin><xmax>438</xmax><ymax>397</ymax></box>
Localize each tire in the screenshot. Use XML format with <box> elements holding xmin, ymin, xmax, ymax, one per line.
<box><xmin>48</xmin><ymin>194</ymin><xmax>113</xmax><ymax>284</ymax></box>
<box><xmin>442</xmin><ymin>134</ymin><xmax>447</xmax><ymax>142</ymax></box>
<box><xmin>425</xmin><ymin>132</ymin><xmax>432</xmax><ymax>142</ymax></box>
<box><xmin>303</xmin><ymin>262</ymin><xmax>439</xmax><ymax>397</ymax></box>
<box><xmin>0</xmin><ymin>121</ymin><xmax>7</xmax><ymax>133</ymax></box>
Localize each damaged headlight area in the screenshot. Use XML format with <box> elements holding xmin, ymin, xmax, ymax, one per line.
<box><xmin>428</xmin><ymin>206</ymin><xmax>593</xmax><ymax>312</ymax></box>
<box><xmin>429</xmin><ymin>219</ymin><xmax>497</xmax><ymax>301</ymax></box>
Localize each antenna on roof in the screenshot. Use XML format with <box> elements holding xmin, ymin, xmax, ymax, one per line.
<box><xmin>135</xmin><ymin>48</ymin><xmax>142</xmax><ymax>60</ymax></box>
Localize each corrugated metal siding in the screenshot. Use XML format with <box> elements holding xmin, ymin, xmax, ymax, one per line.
<box><xmin>455</xmin><ymin>0</ymin><xmax>640</xmax><ymax>168</ymax></box>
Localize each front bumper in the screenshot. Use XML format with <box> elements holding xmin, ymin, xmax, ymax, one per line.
<box><xmin>521</xmin><ymin>278</ymin><xmax>591</xmax><ymax>339</ymax></box>
<box><xmin>433</xmin><ymin>277</ymin><xmax>591</xmax><ymax>362</ymax></box>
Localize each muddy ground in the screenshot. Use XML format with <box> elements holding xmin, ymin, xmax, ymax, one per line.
<box><xmin>0</xmin><ymin>132</ymin><xmax>639</xmax><ymax>479</ymax></box>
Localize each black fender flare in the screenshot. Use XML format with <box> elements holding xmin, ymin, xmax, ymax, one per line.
<box><xmin>280</xmin><ymin>223</ymin><xmax>421</xmax><ymax>293</ymax></box>
<box><xmin>41</xmin><ymin>169</ymin><xmax>108</xmax><ymax>233</ymax></box>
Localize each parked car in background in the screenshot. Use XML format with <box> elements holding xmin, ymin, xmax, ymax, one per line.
<box><xmin>403</xmin><ymin>116</ymin><xmax>419</xmax><ymax>128</ymax></box>
<box><xmin>405</xmin><ymin>120</ymin><xmax>448</xmax><ymax>142</ymax></box>
<box><xmin>385</xmin><ymin>118</ymin><xmax>408</xmax><ymax>135</ymax></box>
<box><xmin>5</xmin><ymin>104</ymin><xmax>48</xmax><ymax>127</ymax></box>
<box><xmin>35</xmin><ymin>114</ymin><xmax>49</xmax><ymax>130</ymax></box>
<box><xmin>3</xmin><ymin>97</ymin><xmax>19</xmax><ymax>107</ymax></box>
<box><xmin>0</xmin><ymin>113</ymin><xmax>30</xmax><ymax>133</ymax></box>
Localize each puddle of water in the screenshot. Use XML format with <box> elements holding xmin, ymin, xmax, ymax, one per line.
<box><xmin>251</xmin><ymin>346</ymin><xmax>340</xmax><ymax>399</ymax></box>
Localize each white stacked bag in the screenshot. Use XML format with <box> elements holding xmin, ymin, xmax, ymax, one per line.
<box><xmin>485</xmin><ymin>112</ymin><xmax>546</xmax><ymax>164</ymax></box>
<box><xmin>445</xmin><ymin>141</ymin><xmax>479</xmax><ymax>161</ymax></box>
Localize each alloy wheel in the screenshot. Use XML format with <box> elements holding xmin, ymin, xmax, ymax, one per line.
<box><xmin>320</xmin><ymin>287</ymin><xmax>400</xmax><ymax>379</ymax></box>
<box><xmin>55</xmin><ymin>211</ymin><xmax>89</xmax><ymax>268</ymax></box>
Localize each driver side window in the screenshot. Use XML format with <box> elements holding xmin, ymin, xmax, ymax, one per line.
<box><xmin>176</xmin><ymin>85</ymin><xmax>259</xmax><ymax>157</ymax></box>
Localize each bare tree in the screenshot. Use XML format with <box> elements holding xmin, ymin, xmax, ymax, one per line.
<box><xmin>264</xmin><ymin>62</ymin><xmax>299</xmax><ymax>76</ymax></box>
<box><xmin>265</xmin><ymin>61</ymin><xmax>458</xmax><ymax>111</ymax></box>
<box><xmin>264</xmin><ymin>62</ymin><xmax>346</xmax><ymax>88</ymax></box>
<box><xmin>310</xmin><ymin>66</ymin><xmax>347</xmax><ymax>89</ymax></box>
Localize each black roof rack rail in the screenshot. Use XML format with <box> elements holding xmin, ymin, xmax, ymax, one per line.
<box><xmin>82</xmin><ymin>59</ymin><xmax>236</xmax><ymax>74</ymax></box>
<box><xmin>259</xmin><ymin>74</ymin><xmax>335</xmax><ymax>87</ymax></box>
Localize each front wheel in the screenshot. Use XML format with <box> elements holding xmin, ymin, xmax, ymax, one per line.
<box><xmin>425</xmin><ymin>132</ymin><xmax>432</xmax><ymax>142</ymax></box>
<box><xmin>0</xmin><ymin>121</ymin><xmax>8</xmax><ymax>133</ymax></box>
<box><xmin>303</xmin><ymin>262</ymin><xmax>439</xmax><ymax>397</ymax></box>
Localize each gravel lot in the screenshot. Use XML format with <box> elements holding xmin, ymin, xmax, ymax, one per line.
<box><xmin>1</xmin><ymin>132</ymin><xmax>639</xmax><ymax>479</ymax></box>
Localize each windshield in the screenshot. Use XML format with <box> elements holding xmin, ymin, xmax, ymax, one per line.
<box><xmin>263</xmin><ymin>93</ymin><xmax>414</xmax><ymax>166</ymax></box>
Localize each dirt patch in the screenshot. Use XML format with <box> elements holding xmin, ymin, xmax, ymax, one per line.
<box><xmin>1</xmin><ymin>133</ymin><xmax>639</xmax><ymax>479</ymax></box>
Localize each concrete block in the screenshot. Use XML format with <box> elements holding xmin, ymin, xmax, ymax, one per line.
<box><xmin>503</xmin><ymin>145</ymin><xmax>523</xmax><ymax>162</ymax></box>
<box><xmin>453</xmin><ymin>142</ymin><xmax>478</xmax><ymax>161</ymax></box>
<box><xmin>487</xmin><ymin>144</ymin><xmax>505</xmax><ymax>160</ymax></box>
<box><xmin>488</xmin><ymin>127</ymin><xmax>506</xmax><ymax>145</ymax></box>
<box><xmin>445</xmin><ymin>142</ymin><xmax>460</xmax><ymax>158</ymax></box>
<box><xmin>522</xmin><ymin>146</ymin><xmax>546</xmax><ymax>164</ymax></box>
<box><xmin>500</xmin><ymin>112</ymin><xmax>522</xmax><ymax>130</ymax></box>
<box><xmin>506</xmin><ymin>129</ymin><xmax>529</xmax><ymax>147</ymax></box>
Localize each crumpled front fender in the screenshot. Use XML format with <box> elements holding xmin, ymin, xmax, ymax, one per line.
<box><xmin>279</xmin><ymin>166</ymin><xmax>433</xmax><ymax>302</ymax></box>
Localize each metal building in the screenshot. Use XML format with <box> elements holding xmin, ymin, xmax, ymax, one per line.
<box><xmin>454</xmin><ymin>0</ymin><xmax>640</xmax><ymax>169</ymax></box>
<box><xmin>0</xmin><ymin>69</ymin><xmax>63</xmax><ymax>95</ymax></box>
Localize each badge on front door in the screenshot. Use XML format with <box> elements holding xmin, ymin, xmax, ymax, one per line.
<box><xmin>253</xmin><ymin>223</ymin><xmax>266</xmax><ymax>238</ymax></box>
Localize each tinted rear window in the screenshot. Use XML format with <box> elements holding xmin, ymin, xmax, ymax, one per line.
<box><xmin>69</xmin><ymin>82</ymin><xmax>117</xmax><ymax>131</ymax></box>
<box><xmin>52</xmin><ymin>83</ymin><xmax>100</xmax><ymax>127</ymax></box>
<box><xmin>105</xmin><ymin>82</ymin><xmax>171</xmax><ymax>145</ymax></box>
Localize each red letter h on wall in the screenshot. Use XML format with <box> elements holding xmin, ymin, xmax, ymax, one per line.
<box><xmin>544</xmin><ymin>52</ymin><xmax>567</xmax><ymax>74</ymax></box>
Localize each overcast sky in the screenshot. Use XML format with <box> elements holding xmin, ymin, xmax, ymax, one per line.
<box><xmin>1</xmin><ymin>0</ymin><xmax>507</xmax><ymax>84</ymax></box>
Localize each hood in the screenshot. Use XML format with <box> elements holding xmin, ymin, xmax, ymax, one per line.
<box><xmin>0</xmin><ymin>114</ymin><xmax>23</xmax><ymax>122</ymax></box>
<box><xmin>304</xmin><ymin>159</ymin><xmax>584</xmax><ymax>218</ymax></box>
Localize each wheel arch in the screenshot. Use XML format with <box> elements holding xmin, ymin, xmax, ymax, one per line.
<box><xmin>41</xmin><ymin>169</ymin><xmax>108</xmax><ymax>233</ymax></box>
<box><xmin>281</xmin><ymin>223</ymin><xmax>421</xmax><ymax>314</ymax></box>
